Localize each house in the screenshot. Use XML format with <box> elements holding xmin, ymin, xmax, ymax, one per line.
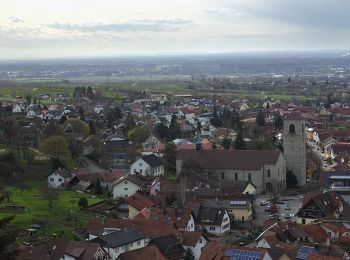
<box><xmin>182</xmin><ymin>231</ymin><xmax>208</xmax><ymax>260</ymax></box>
<box><xmin>87</xmin><ymin>218</ymin><xmax>179</xmax><ymax>243</ymax></box>
<box><xmin>206</xmin><ymin>198</ymin><xmax>253</xmax><ymax>222</ymax></box>
<box><xmin>12</xmin><ymin>102</ymin><xmax>26</xmax><ymax>113</ymax></box>
<box><xmin>17</xmin><ymin>239</ymin><xmax>109</xmax><ymax>260</ymax></box>
<box><xmin>112</xmin><ymin>174</ymin><xmax>147</xmax><ymax>199</ymax></box>
<box><xmin>142</xmin><ymin>134</ymin><xmax>161</xmax><ymax>151</ymax></box>
<box><xmin>224</xmin><ymin>247</ymin><xmax>272</xmax><ymax>260</ymax></box>
<box><xmin>47</xmin><ymin>168</ymin><xmax>74</xmax><ymax>188</ymax></box>
<box><xmin>147</xmin><ymin>207</ymin><xmax>195</xmax><ymax>231</ymax></box>
<box><xmin>130</xmin><ymin>154</ymin><xmax>165</xmax><ymax>176</ymax></box>
<box><xmin>149</xmin><ymin>177</ymin><xmax>161</xmax><ymax>196</ymax></box>
<box><xmin>90</xmin><ymin>228</ymin><xmax>146</xmax><ymax>259</ymax></box>
<box><xmin>103</xmin><ymin>133</ymin><xmax>134</xmax><ymax>166</ymax></box>
<box><xmin>296</xmin><ymin>191</ymin><xmax>344</xmax><ymax>224</ymax></box>
<box><xmin>177</xmin><ymin>149</ymin><xmax>286</xmax><ymax>193</ymax></box>
<box><xmin>121</xmin><ymin>192</ymin><xmax>157</xmax><ymax>219</ymax></box>
<box><xmin>321</xmin><ymin>223</ymin><xmax>340</xmax><ymax>242</ymax></box>
<box><xmin>150</xmin><ymin>235</ymin><xmax>185</xmax><ymax>260</ymax></box>
<box><xmin>118</xmin><ymin>244</ymin><xmax>167</xmax><ymax>260</ymax></box>
<box><xmin>195</xmin><ymin>206</ymin><xmax>230</xmax><ymax>236</ymax></box>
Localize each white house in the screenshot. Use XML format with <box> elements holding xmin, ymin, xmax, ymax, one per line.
<box><xmin>182</xmin><ymin>231</ymin><xmax>208</xmax><ymax>260</ymax></box>
<box><xmin>91</xmin><ymin>228</ymin><xmax>146</xmax><ymax>259</ymax></box>
<box><xmin>195</xmin><ymin>206</ymin><xmax>230</xmax><ymax>236</ymax></box>
<box><xmin>112</xmin><ymin>174</ymin><xmax>145</xmax><ymax>198</ymax></box>
<box><xmin>130</xmin><ymin>154</ymin><xmax>164</xmax><ymax>176</ymax></box>
<box><xmin>12</xmin><ymin>102</ymin><xmax>25</xmax><ymax>113</ymax></box>
<box><xmin>149</xmin><ymin>178</ymin><xmax>161</xmax><ymax>196</ymax></box>
<box><xmin>47</xmin><ymin>168</ymin><xmax>74</xmax><ymax>188</ymax></box>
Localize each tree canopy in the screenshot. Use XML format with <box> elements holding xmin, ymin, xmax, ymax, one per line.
<box><xmin>39</xmin><ymin>135</ymin><xmax>71</xmax><ymax>163</ymax></box>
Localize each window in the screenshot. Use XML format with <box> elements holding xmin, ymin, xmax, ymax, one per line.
<box><xmin>302</xmin><ymin>218</ymin><xmax>306</xmax><ymax>224</ymax></box>
<box><xmin>289</xmin><ymin>124</ymin><xmax>295</xmax><ymax>133</ymax></box>
<box><xmin>139</xmin><ymin>163</ymin><xmax>142</xmax><ymax>166</ymax></box>
<box><xmin>137</xmin><ymin>241</ymin><xmax>141</xmax><ymax>246</ymax></box>
<box><xmin>210</xmin><ymin>227</ymin><xmax>215</xmax><ymax>231</ymax></box>
<box><xmin>199</xmin><ymin>238</ymin><xmax>203</xmax><ymax>243</ymax></box>
<box><xmin>116</xmin><ymin>247</ymin><xmax>119</xmax><ymax>253</ymax></box>
<box><xmin>125</xmin><ymin>187</ymin><xmax>128</xmax><ymax>190</ymax></box>
<box><xmin>248</xmin><ymin>173</ymin><xmax>251</xmax><ymax>182</ymax></box>
<box><xmin>267</xmin><ymin>169</ymin><xmax>271</xmax><ymax>178</ymax></box>
<box><xmin>221</xmin><ymin>172</ymin><xmax>225</xmax><ymax>179</ymax></box>
<box><xmin>242</xmin><ymin>216</ymin><xmax>245</xmax><ymax>221</ymax></box>
<box><xmin>50</xmin><ymin>178</ymin><xmax>54</xmax><ymax>182</ymax></box>
<box><xmin>124</xmin><ymin>181</ymin><xmax>128</xmax><ymax>184</ymax></box>
<box><xmin>58</xmin><ymin>178</ymin><xmax>62</xmax><ymax>182</ymax></box>
<box><xmin>235</xmin><ymin>172</ymin><xmax>238</xmax><ymax>180</ymax></box>
<box><xmin>140</xmin><ymin>169</ymin><xmax>142</xmax><ymax>174</ymax></box>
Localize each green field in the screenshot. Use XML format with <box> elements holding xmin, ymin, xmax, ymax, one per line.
<box><xmin>0</xmin><ymin>77</ymin><xmax>318</xmax><ymax>103</ymax></box>
<box><xmin>0</xmin><ymin>180</ymin><xmax>104</xmax><ymax>240</ymax></box>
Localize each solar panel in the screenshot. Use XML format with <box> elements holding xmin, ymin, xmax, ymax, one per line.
<box><xmin>224</xmin><ymin>249</ymin><xmax>263</xmax><ymax>260</ymax></box>
<box><xmin>296</xmin><ymin>246</ymin><xmax>316</xmax><ymax>260</ymax></box>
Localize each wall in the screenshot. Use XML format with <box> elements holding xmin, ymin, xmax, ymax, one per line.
<box><xmin>283</xmin><ymin>119</ymin><xmax>306</xmax><ymax>187</ymax></box>
<box><xmin>112</xmin><ymin>181</ymin><xmax>140</xmax><ymax>198</ymax></box>
<box><xmin>130</xmin><ymin>158</ymin><xmax>150</xmax><ymax>175</ymax></box>
<box><xmin>183</xmin><ymin>236</ymin><xmax>207</xmax><ymax>260</ymax></box>
<box><xmin>47</xmin><ymin>173</ymin><xmax>66</xmax><ymax>188</ymax></box>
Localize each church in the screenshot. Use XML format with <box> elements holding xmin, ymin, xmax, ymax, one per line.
<box><xmin>176</xmin><ymin>149</ymin><xmax>286</xmax><ymax>194</ymax></box>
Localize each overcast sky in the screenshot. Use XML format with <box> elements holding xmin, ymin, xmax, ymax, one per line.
<box><xmin>0</xmin><ymin>0</ymin><xmax>349</xmax><ymax>58</ymax></box>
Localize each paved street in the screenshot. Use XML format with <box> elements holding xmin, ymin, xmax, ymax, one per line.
<box><xmin>254</xmin><ymin>195</ymin><xmax>303</xmax><ymax>226</ymax></box>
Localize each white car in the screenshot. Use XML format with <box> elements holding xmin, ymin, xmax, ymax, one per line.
<box><xmin>260</xmin><ymin>201</ymin><xmax>269</xmax><ymax>206</ymax></box>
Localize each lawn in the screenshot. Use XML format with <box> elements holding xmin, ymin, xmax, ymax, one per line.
<box><xmin>0</xmin><ymin>180</ymin><xmax>104</xmax><ymax>240</ymax></box>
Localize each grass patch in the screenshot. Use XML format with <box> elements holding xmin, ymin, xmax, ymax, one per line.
<box><xmin>0</xmin><ymin>180</ymin><xmax>104</xmax><ymax>240</ymax></box>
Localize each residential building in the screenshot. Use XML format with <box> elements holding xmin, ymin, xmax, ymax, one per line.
<box><xmin>195</xmin><ymin>206</ymin><xmax>230</xmax><ymax>236</ymax></box>
<box><xmin>91</xmin><ymin>228</ymin><xmax>146</xmax><ymax>259</ymax></box>
<box><xmin>47</xmin><ymin>168</ymin><xmax>74</xmax><ymax>188</ymax></box>
<box><xmin>130</xmin><ymin>154</ymin><xmax>165</xmax><ymax>176</ymax></box>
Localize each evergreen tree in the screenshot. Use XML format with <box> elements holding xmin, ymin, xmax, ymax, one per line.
<box><xmin>0</xmin><ymin>215</ymin><xmax>18</xmax><ymax>260</ymax></box>
<box><xmin>169</xmin><ymin>114</ymin><xmax>181</xmax><ymax>140</ymax></box>
<box><xmin>184</xmin><ymin>248</ymin><xmax>195</xmax><ymax>260</ymax></box>
<box><xmin>256</xmin><ymin>111</ymin><xmax>266</xmax><ymax>126</ymax></box>
<box><xmin>221</xmin><ymin>138</ymin><xmax>231</xmax><ymax>150</ymax></box>
<box><xmin>78</xmin><ymin>197</ymin><xmax>88</xmax><ymax>208</ymax></box>
<box><xmin>164</xmin><ymin>142</ymin><xmax>177</xmax><ymax>172</ymax></box>
<box><xmin>274</xmin><ymin>114</ymin><xmax>283</xmax><ymax>129</ymax></box>
<box><xmin>89</xmin><ymin>121</ymin><xmax>96</xmax><ymax>135</ymax></box>
<box><xmin>233</xmin><ymin>132</ymin><xmax>246</xmax><ymax>150</ymax></box>
<box><xmin>94</xmin><ymin>178</ymin><xmax>103</xmax><ymax>195</ymax></box>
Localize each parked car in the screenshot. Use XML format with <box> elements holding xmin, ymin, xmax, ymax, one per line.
<box><xmin>268</xmin><ymin>214</ymin><xmax>280</xmax><ymax>220</ymax></box>
<box><xmin>260</xmin><ymin>201</ymin><xmax>269</xmax><ymax>206</ymax></box>
<box><xmin>284</xmin><ymin>213</ymin><xmax>292</xmax><ymax>219</ymax></box>
<box><xmin>284</xmin><ymin>204</ymin><xmax>290</xmax><ymax>210</ymax></box>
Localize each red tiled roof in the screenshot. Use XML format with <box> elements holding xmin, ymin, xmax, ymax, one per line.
<box><xmin>284</xmin><ymin>112</ymin><xmax>304</xmax><ymax>120</ymax></box>
<box><xmin>149</xmin><ymin>207</ymin><xmax>192</xmax><ymax>229</ymax></box>
<box><xmin>177</xmin><ymin>150</ymin><xmax>281</xmax><ymax>170</ymax></box>
<box><xmin>307</xmin><ymin>253</ymin><xmax>342</xmax><ymax>260</ymax></box>
<box><xmin>182</xmin><ymin>231</ymin><xmax>203</xmax><ymax>247</ymax></box>
<box><xmin>119</xmin><ymin>245</ymin><xmax>167</xmax><ymax>260</ymax></box>
<box><xmin>303</xmin><ymin>224</ymin><xmax>328</xmax><ymax>243</ymax></box>
<box><xmin>124</xmin><ymin>192</ymin><xmax>156</xmax><ymax>211</ymax></box>
<box><xmin>87</xmin><ymin>218</ymin><xmax>179</xmax><ymax>238</ymax></box>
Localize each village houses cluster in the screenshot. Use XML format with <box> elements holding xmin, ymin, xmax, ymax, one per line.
<box><xmin>5</xmin><ymin>89</ymin><xmax>350</xmax><ymax>260</ymax></box>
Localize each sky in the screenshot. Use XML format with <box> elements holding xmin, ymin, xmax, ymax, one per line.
<box><xmin>0</xmin><ymin>0</ymin><xmax>349</xmax><ymax>58</ymax></box>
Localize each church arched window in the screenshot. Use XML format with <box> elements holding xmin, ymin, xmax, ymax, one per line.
<box><xmin>289</xmin><ymin>124</ymin><xmax>295</xmax><ymax>133</ymax></box>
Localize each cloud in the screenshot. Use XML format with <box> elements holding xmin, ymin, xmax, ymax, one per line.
<box><xmin>47</xmin><ymin>19</ymin><xmax>193</xmax><ymax>33</ymax></box>
<box><xmin>229</xmin><ymin>0</ymin><xmax>350</xmax><ymax>30</ymax></box>
<box><xmin>9</xmin><ymin>16</ymin><xmax>24</xmax><ymax>23</ymax></box>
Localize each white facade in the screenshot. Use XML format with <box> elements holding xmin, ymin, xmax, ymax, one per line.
<box><xmin>103</xmin><ymin>238</ymin><xmax>146</xmax><ymax>259</ymax></box>
<box><xmin>283</xmin><ymin>118</ymin><xmax>306</xmax><ymax>187</ymax></box>
<box><xmin>47</xmin><ymin>172</ymin><xmax>72</xmax><ymax>188</ymax></box>
<box><xmin>112</xmin><ymin>180</ymin><xmax>140</xmax><ymax>198</ymax></box>
<box><xmin>130</xmin><ymin>158</ymin><xmax>164</xmax><ymax>176</ymax></box>
<box><xmin>198</xmin><ymin>210</ymin><xmax>230</xmax><ymax>236</ymax></box>
<box><xmin>185</xmin><ymin>215</ymin><xmax>195</xmax><ymax>231</ymax></box>
<box><xmin>176</xmin><ymin>153</ymin><xmax>286</xmax><ymax>194</ymax></box>
<box><xmin>183</xmin><ymin>235</ymin><xmax>208</xmax><ymax>260</ymax></box>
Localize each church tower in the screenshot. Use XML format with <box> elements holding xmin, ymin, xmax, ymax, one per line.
<box><xmin>283</xmin><ymin>113</ymin><xmax>306</xmax><ymax>187</ymax></box>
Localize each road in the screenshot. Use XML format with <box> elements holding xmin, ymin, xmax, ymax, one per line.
<box><xmin>80</xmin><ymin>157</ymin><xmax>104</xmax><ymax>173</ymax></box>
<box><xmin>254</xmin><ymin>195</ymin><xmax>303</xmax><ymax>226</ymax></box>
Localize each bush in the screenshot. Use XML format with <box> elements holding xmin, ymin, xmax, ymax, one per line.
<box><xmin>78</xmin><ymin>198</ymin><xmax>88</xmax><ymax>208</ymax></box>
